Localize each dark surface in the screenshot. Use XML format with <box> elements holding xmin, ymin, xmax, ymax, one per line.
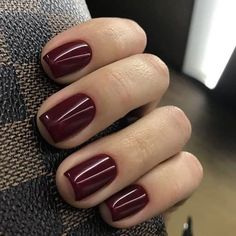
<box><xmin>214</xmin><ymin>47</ymin><xmax>236</xmax><ymax>107</ymax></box>
<box><xmin>86</xmin><ymin>0</ymin><xmax>195</xmax><ymax>70</ymax></box>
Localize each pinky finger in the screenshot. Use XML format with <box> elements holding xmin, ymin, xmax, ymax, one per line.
<box><xmin>99</xmin><ymin>152</ymin><xmax>203</xmax><ymax>228</ymax></box>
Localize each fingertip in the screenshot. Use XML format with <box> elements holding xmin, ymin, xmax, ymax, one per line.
<box><xmin>121</xmin><ymin>18</ymin><xmax>147</xmax><ymax>52</ymax></box>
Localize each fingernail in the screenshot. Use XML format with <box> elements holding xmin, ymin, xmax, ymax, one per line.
<box><xmin>64</xmin><ymin>154</ymin><xmax>117</xmax><ymax>201</ymax></box>
<box><xmin>105</xmin><ymin>184</ymin><xmax>149</xmax><ymax>221</ymax></box>
<box><xmin>39</xmin><ymin>93</ymin><xmax>96</xmax><ymax>143</ymax></box>
<box><xmin>43</xmin><ymin>41</ymin><xmax>92</xmax><ymax>78</ymax></box>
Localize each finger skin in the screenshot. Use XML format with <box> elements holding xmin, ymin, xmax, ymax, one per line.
<box><xmin>56</xmin><ymin>106</ymin><xmax>191</xmax><ymax>208</ymax></box>
<box><xmin>100</xmin><ymin>152</ymin><xmax>203</xmax><ymax>228</ymax></box>
<box><xmin>41</xmin><ymin>17</ymin><xmax>147</xmax><ymax>84</ymax></box>
<box><xmin>37</xmin><ymin>54</ymin><xmax>169</xmax><ymax>149</ymax></box>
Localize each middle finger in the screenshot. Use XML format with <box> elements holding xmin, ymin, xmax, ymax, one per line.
<box><xmin>37</xmin><ymin>53</ymin><xmax>169</xmax><ymax>149</ymax></box>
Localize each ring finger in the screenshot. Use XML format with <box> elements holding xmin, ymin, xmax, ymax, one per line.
<box><xmin>56</xmin><ymin>106</ymin><xmax>192</xmax><ymax>208</ymax></box>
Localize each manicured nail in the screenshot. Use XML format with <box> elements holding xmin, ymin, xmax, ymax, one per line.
<box><xmin>43</xmin><ymin>41</ymin><xmax>92</xmax><ymax>78</ymax></box>
<box><xmin>64</xmin><ymin>154</ymin><xmax>117</xmax><ymax>201</ymax></box>
<box><xmin>39</xmin><ymin>93</ymin><xmax>96</xmax><ymax>143</ymax></box>
<box><xmin>105</xmin><ymin>184</ymin><xmax>149</xmax><ymax>221</ymax></box>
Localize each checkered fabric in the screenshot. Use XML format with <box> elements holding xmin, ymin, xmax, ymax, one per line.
<box><xmin>0</xmin><ymin>0</ymin><xmax>167</xmax><ymax>235</ymax></box>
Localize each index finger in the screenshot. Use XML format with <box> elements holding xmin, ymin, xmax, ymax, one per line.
<box><xmin>41</xmin><ymin>17</ymin><xmax>147</xmax><ymax>84</ymax></box>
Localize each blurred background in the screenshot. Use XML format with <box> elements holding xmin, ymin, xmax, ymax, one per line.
<box><xmin>86</xmin><ymin>0</ymin><xmax>236</xmax><ymax>235</ymax></box>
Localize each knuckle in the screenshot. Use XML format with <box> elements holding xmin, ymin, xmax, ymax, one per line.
<box><xmin>102</xmin><ymin>18</ymin><xmax>147</xmax><ymax>55</ymax></box>
<box><xmin>126</xmin><ymin>130</ymin><xmax>151</xmax><ymax>168</ymax></box>
<box><xmin>168</xmin><ymin>152</ymin><xmax>203</xmax><ymax>205</ymax></box>
<box><xmin>144</xmin><ymin>54</ymin><xmax>169</xmax><ymax>77</ymax></box>
<box><xmin>102</xmin><ymin>24</ymin><xmax>124</xmax><ymax>46</ymax></box>
<box><xmin>107</xmin><ymin>69</ymin><xmax>134</xmax><ymax>106</ymax></box>
<box><xmin>169</xmin><ymin>178</ymin><xmax>185</xmax><ymax>203</ymax></box>
<box><xmin>184</xmin><ymin>152</ymin><xmax>204</xmax><ymax>182</ymax></box>
<box><xmin>141</xmin><ymin>54</ymin><xmax>170</xmax><ymax>89</ymax></box>
<box><xmin>122</xmin><ymin>18</ymin><xmax>147</xmax><ymax>46</ymax></box>
<box><xmin>166</xmin><ymin>106</ymin><xmax>192</xmax><ymax>142</ymax></box>
<box><xmin>122</xmin><ymin>18</ymin><xmax>143</xmax><ymax>30</ymax></box>
<box><xmin>133</xmin><ymin>135</ymin><xmax>151</xmax><ymax>165</ymax></box>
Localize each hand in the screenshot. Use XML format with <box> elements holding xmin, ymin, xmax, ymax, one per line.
<box><xmin>37</xmin><ymin>18</ymin><xmax>203</xmax><ymax>228</ymax></box>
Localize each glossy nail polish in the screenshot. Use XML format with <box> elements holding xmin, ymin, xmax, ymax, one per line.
<box><xmin>43</xmin><ymin>41</ymin><xmax>92</xmax><ymax>78</ymax></box>
<box><xmin>105</xmin><ymin>184</ymin><xmax>149</xmax><ymax>221</ymax></box>
<box><xmin>39</xmin><ymin>93</ymin><xmax>96</xmax><ymax>143</ymax></box>
<box><xmin>64</xmin><ymin>154</ymin><xmax>117</xmax><ymax>201</ymax></box>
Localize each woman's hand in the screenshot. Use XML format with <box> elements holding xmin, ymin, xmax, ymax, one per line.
<box><xmin>37</xmin><ymin>18</ymin><xmax>203</xmax><ymax>228</ymax></box>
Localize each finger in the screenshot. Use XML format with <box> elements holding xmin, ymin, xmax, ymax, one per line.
<box><xmin>100</xmin><ymin>152</ymin><xmax>203</xmax><ymax>228</ymax></box>
<box><xmin>37</xmin><ymin>53</ymin><xmax>169</xmax><ymax>149</ymax></box>
<box><xmin>56</xmin><ymin>106</ymin><xmax>191</xmax><ymax>208</ymax></box>
<box><xmin>41</xmin><ymin>17</ymin><xmax>147</xmax><ymax>84</ymax></box>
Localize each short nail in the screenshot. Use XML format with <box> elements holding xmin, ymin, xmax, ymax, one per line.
<box><xmin>43</xmin><ymin>41</ymin><xmax>92</xmax><ymax>78</ymax></box>
<box><xmin>64</xmin><ymin>154</ymin><xmax>117</xmax><ymax>201</ymax></box>
<box><xmin>39</xmin><ymin>93</ymin><xmax>96</xmax><ymax>143</ymax></box>
<box><xmin>105</xmin><ymin>184</ymin><xmax>149</xmax><ymax>221</ymax></box>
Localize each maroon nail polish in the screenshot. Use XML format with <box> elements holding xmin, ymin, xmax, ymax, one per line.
<box><xmin>39</xmin><ymin>93</ymin><xmax>96</xmax><ymax>143</ymax></box>
<box><xmin>43</xmin><ymin>41</ymin><xmax>92</xmax><ymax>78</ymax></box>
<box><xmin>105</xmin><ymin>184</ymin><xmax>149</xmax><ymax>221</ymax></box>
<box><xmin>64</xmin><ymin>154</ymin><xmax>117</xmax><ymax>201</ymax></box>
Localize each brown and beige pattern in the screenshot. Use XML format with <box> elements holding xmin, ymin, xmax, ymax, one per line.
<box><xmin>0</xmin><ymin>0</ymin><xmax>166</xmax><ymax>235</ymax></box>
